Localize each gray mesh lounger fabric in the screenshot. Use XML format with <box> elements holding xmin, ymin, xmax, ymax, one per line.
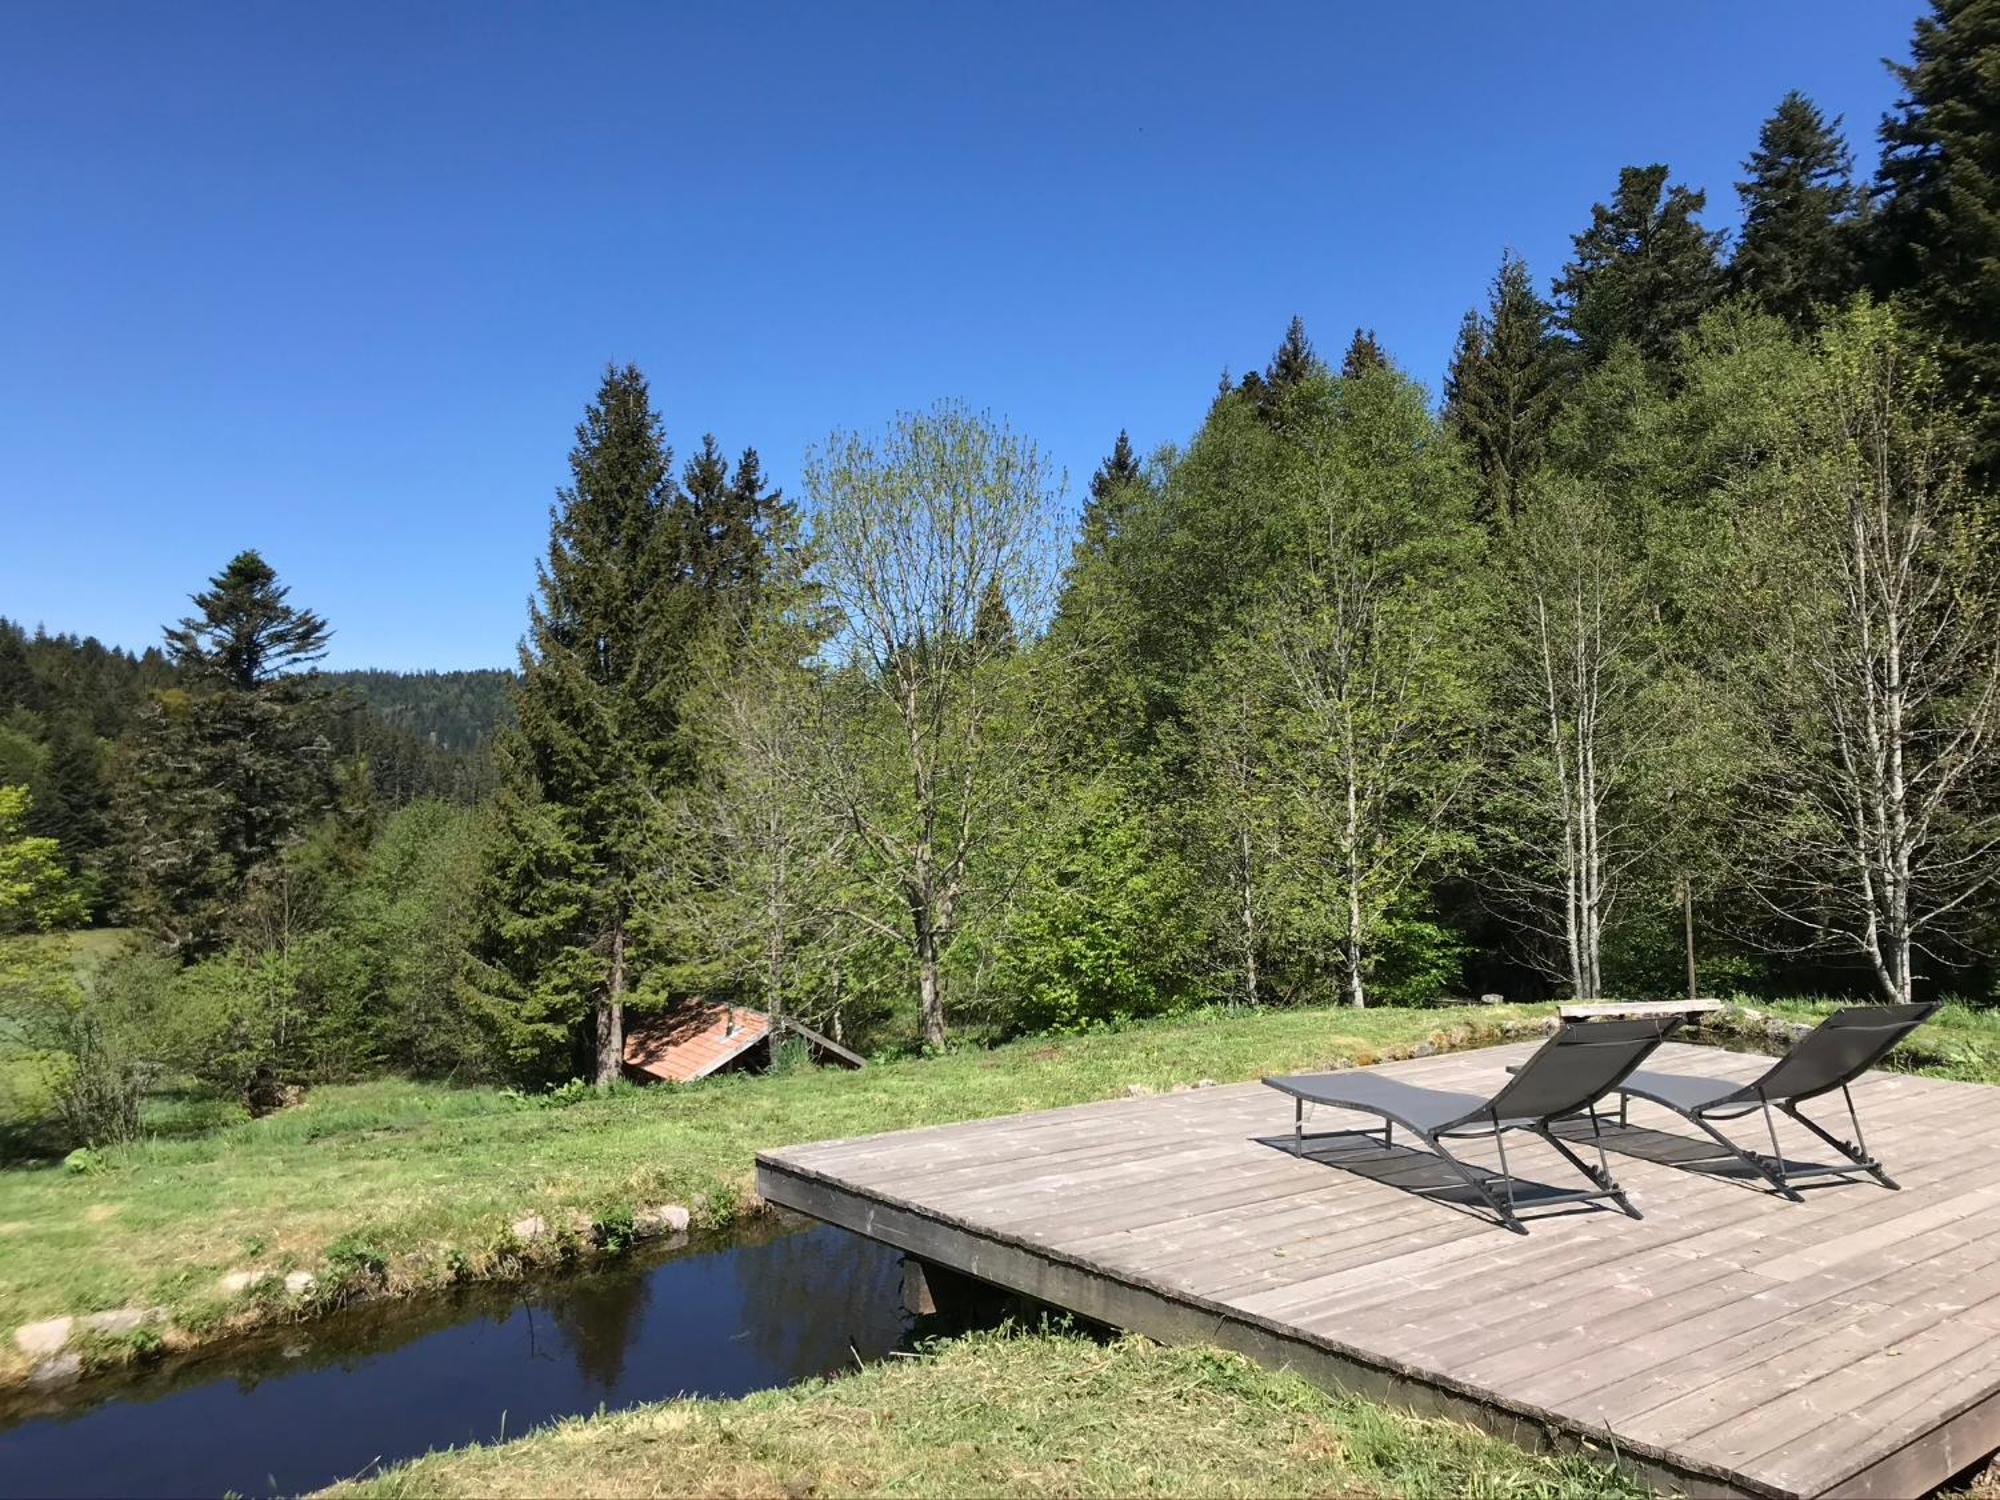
<box><xmin>1264</xmin><ymin>1017</ymin><xmax>1677</xmax><ymax>1234</ymax></box>
<box><xmin>1265</xmin><ymin>1074</ymin><xmax>1488</xmax><ymax>1135</ymax></box>
<box><xmin>1613</xmin><ymin>1001</ymin><xmax>1942</xmax><ymax>1199</ymax></box>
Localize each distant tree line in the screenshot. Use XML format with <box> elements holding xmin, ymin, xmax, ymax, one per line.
<box><xmin>0</xmin><ymin>615</ymin><xmax>505</xmax><ymax>916</ymax></box>
<box><xmin>323</xmin><ymin>669</ymin><xmax>515</xmax><ymax>752</ymax></box>
<box><xmin>4</xmin><ymin>1</ymin><xmax>1997</xmax><ymax>1137</ymax></box>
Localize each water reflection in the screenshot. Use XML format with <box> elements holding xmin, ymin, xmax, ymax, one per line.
<box><xmin>0</xmin><ymin>1217</ymin><xmax>910</xmax><ymax>1499</ymax></box>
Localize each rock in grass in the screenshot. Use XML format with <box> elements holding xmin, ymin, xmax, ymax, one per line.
<box><xmin>80</xmin><ymin>1307</ymin><xmax>163</xmax><ymax>1336</ymax></box>
<box><xmin>26</xmin><ymin>1351</ymin><xmax>82</xmax><ymax>1388</ymax></box>
<box><xmin>219</xmin><ymin>1269</ymin><xmax>272</xmax><ymax>1295</ymax></box>
<box><xmin>633</xmin><ymin>1204</ymin><xmax>691</xmax><ymax>1239</ymax></box>
<box><xmin>510</xmin><ymin>1214</ymin><xmax>551</xmax><ymax>1245</ymax></box>
<box><xmin>13</xmin><ymin>1316</ymin><xmax>73</xmax><ymax>1356</ymax></box>
<box><xmin>284</xmin><ymin>1271</ymin><xmax>317</xmax><ymax>1297</ymax></box>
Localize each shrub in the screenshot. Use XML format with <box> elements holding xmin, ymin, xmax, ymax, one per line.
<box><xmin>3</xmin><ymin>937</ymin><xmax>146</xmax><ymax>1148</ymax></box>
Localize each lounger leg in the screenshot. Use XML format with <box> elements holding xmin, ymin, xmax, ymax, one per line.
<box><xmin>1760</xmin><ymin>1097</ymin><xmax>1791</xmax><ymax>1195</ymax></box>
<box><xmin>1426</xmin><ymin>1132</ymin><xmax>1527</xmax><ymax>1235</ymax></box>
<box><xmin>1782</xmin><ymin>1090</ymin><xmax>1898</xmax><ymax>1189</ymax></box>
<box><xmin>1294</xmin><ymin>1097</ymin><xmax>1303</xmax><ymax>1157</ymax></box>
<box><xmin>1686</xmin><ymin>1111</ymin><xmax>1804</xmax><ymax>1202</ymax></box>
<box><xmin>1538</xmin><ymin>1122</ymin><xmax>1642</xmax><ymax>1220</ymax></box>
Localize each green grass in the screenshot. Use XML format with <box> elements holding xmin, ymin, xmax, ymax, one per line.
<box><xmin>332</xmin><ymin>1326</ymin><xmax>1642</xmax><ymax>1499</ymax></box>
<box><xmin>0</xmin><ymin>1002</ymin><xmax>1552</xmax><ymax>1377</ymax></box>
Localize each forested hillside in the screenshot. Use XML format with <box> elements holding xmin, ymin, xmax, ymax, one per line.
<box><xmin>3</xmin><ymin>0</ymin><xmax>1996</xmax><ymax>1150</ymax></box>
<box><xmin>321</xmin><ymin>669</ymin><xmax>514</xmax><ymax>751</ymax></box>
<box><xmin>0</xmin><ymin>619</ymin><xmax>500</xmax><ymax>917</ymax></box>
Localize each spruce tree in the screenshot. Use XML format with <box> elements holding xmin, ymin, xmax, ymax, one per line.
<box><xmin>472</xmin><ymin>365</ymin><xmax>766</xmax><ymax>1085</ymax></box>
<box><xmin>727</xmin><ymin>447</ymin><xmax>784</xmax><ymax>581</ymax></box>
<box><xmin>1445</xmin><ymin>252</ymin><xmax>1572</xmax><ymax>520</ymax></box>
<box><xmin>116</xmin><ymin>551</ymin><xmax>334</xmax><ymax>953</ymax></box>
<box><xmin>683</xmin><ymin>436</ymin><xmax>788</xmax><ymax>602</ymax></box>
<box><xmin>1246</xmin><ymin>316</ymin><xmax>1322</xmax><ymax>422</ymax></box>
<box><xmin>0</xmin><ymin>623</ymin><xmax>38</xmax><ymax>713</ymax></box>
<box><xmin>973</xmin><ymin>574</ymin><xmax>1018</xmax><ymax>657</ymax></box>
<box><xmin>1266</xmin><ymin>316</ymin><xmax>1319</xmax><ymax>389</ymax></box>
<box><xmin>1078</xmin><ymin>429</ymin><xmax>1144</xmax><ymax>558</ymax></box>
<box><xmin>1870</xmin><ymin>0</ymin><xmax>2000</xmax><ymax>476</ymax></box>
<box><xmin>1555</xmin><ymin>164</ymin><xmax>1725</xmax><ymax>365</ymax></box>
<box><xmin>1733</xmin><ymin>92</ymin><xmax>1863</xmax><ymax>324</ymax></box>
<box><xmin>1340</xmin><ymin>328</ymin><xmax>1389</xmax><ymax>378</ymax></box>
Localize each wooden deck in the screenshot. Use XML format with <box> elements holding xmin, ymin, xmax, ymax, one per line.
<box><xmin>757</xmin><ymin>1040</ymin><xmax>2000</xmax><ymax>1499</ymax></box>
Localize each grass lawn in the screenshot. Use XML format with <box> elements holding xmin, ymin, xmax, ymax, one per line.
<box><xmin>332</xmin><ymin>1326</ymin><xmax>1643</xmax><ymax>1499</ymax></box>
<box><xmin>2</xmin><ymin>996</ymin><xmax>1995</xmax><ymax>1388</ymax></box>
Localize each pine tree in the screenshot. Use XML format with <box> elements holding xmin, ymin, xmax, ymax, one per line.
<box><xmin>1733</xmin><ymin>92</ymin><xmax>1864</xmax><ymax>324</ymax></box>
<box><xmin>1340</xmin><ymin>328</ymin><xmax>1388</xmax><ymax>378</ymax></box>
<box><xmin>1445</xmin><ymin>252</ymin><xmax>1572</xmax><ymax>521</ymax></box>
<box><xmin>1555</xmin><ymin>164</ymin><xmax>1725</xmax><ymax>365</ymax></box>
<box><xmin>1870</xmin><ymin>0</ymin><xmax>2000</xmax><ymax>477</ymax></box>
<box><xmin>472</xmin><ymin>365</ymin><xmax>719</xmax><ymax>1084</ymax></box>
<box><xmin>116</xmin><ymin>551</ymin><xmax>335</xmax><ymax>953</ymax></box>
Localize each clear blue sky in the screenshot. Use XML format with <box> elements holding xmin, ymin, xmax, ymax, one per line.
<box><xmin>1</xmin><ymin>2</ymin><xmax>1923</xmax><ymax>670</ymax></box>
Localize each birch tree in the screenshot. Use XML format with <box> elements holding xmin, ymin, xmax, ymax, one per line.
<box><xmin>1748</xmin><ymin>304</ymin><xmax>2000</xmax><ymax>1001</ymax></box>
<box><xmin>1483</xmin><ymin>479</ymin><xmax>1671</xmax><ymax>999</ymax></box>
<box><xmin>647</xmin><ymin>560</ymin><xmax>859</xmax><ymax>1036</ymax></box>
<box><xmin>808</xmin><ymin>403</ymin><xmax>1062</xmax><ymax>1048</ymax></box>
<box><xmin>1263</xmin><ymin>499</ymin><xmax>1480</xmax><ymax>1006</ymax></box>
<box><xmin>1179</xmin><ymin>652</ymin><xmax>1282</xmax><ymax>1006</ymax></box>
<box><xmin>1255</xmin><ymin>371</ymin><xmax>1483</xmax><ymax>1007</ymax></box>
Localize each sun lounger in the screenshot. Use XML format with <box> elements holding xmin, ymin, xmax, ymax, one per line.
<box><xmin>1614</xmin><ymin>1001</ymin><xmax>1941</xmax><ymax>1199</ymax></box>
<box><xmin>1264</xmin><ymin>1017</ymin><xmax>1678</xmax><ymax>1233</ymax></box>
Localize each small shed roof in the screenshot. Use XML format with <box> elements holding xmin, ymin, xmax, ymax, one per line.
<box><xmin>623</xmin><ymin>1004</ymin><xmax>772</xmax><ymax>1084</ymax></box>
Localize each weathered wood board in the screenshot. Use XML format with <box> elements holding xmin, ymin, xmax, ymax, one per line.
<box><xmin>758</xmin><ymin>1041</ymin><xmax>2000</xmax><ymax>1499</ymax></box>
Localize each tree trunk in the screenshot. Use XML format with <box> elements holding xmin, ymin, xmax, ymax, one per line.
<box><xmin>1345</xmin><ymin>814</ymin><xmax>1366</xmax><ymax>1009</ymax></box>
<box><xmin>1237</xmin><ymin>822</ymin><xmax>1259</xmax><ymax>1007</ymax></box>
<box><xmin>594</xmin><ymin>921</ymin><xmax>625</xmax><ymax>1087</ymax></box>
<box><xmin>1682</xmin><ymin>877</ymin><xmax>1698</xmax><ymax>1001</ymax></box>
<box><xmin>1343</xmin><ymin>701</ymin><xmax>1366</xmax><ymax>1007</ymax></box>
<box><xmin>916</xmin><ymin>924</ymin><xmax>946</xmax><ymax>1050</ymax></box>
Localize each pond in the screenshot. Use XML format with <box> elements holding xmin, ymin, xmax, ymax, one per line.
<box><xmin>0</xmin><ymin>1216</ymin><xmax>921</xmax><ymax>1498</ymax></box>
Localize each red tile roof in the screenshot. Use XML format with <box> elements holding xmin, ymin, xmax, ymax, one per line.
<box><xmin>623</xmin><ymin>1004</ymin><xmax>772</xmax><ymax>1084</ymax></box>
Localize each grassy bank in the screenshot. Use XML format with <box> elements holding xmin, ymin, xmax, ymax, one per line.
<box><xmin>334</xmin><ymin>1326</ymin><xmax>1641</xmax><ymax>1499</ymax></box>
<box><xmin>4</xmin><ymin>998</ymin><xmax>1995</xmax><ymax>1388</ymax></box>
